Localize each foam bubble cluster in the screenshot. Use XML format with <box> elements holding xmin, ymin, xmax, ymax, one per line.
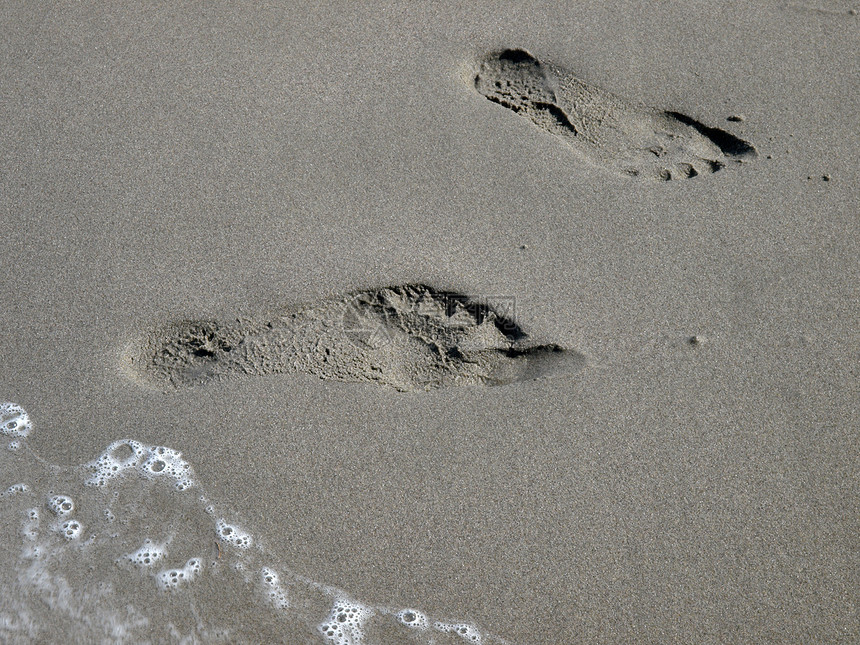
<box><xmin>435</xmin><ymin>622</ymin><xmax>483</xmax><ymax>643</ymax></box>
<box><xmin>2</xmin><ymin>483</ymin><xmax>29</xmax><ymax>497</ymax></box>
<box><xmin>1</xmin><ymin>403</ymin><xmax>507</xmax><ymax>643</ymax></box>
<box><xmin>86</xmin><ymin>440</ymin><xmax>195</xmax><ymax>490</ymax></box>
<box><xmin>216</xmin><ymin>519</ymin><xmax>252</xmax><ymax>549</ymax></box>
<box><xmin>47</xmin><ymin>495</ymin><xmax>74</xmax><ymax>517</ymax></box>
<box><xmin>157</xmin><ymin>557</ymin><xmax>202</xmax><ymax>591</ymax></box>
<box><xmin>22</xmin><ymin>507</ymin><xmax>39</xmax><ymax>541</ymax></box>
<box><xmin>58</xmin><ymin>519</ymin><xmax>83</xmax><ymax>540</ymax></box>
<box><xmin>261</xmin><ymin>567</ymin><xmax>289</xmax><ymax>610</ymax></box>
<box><xmin>0</xmin><ymin>402</ymin><xmax>31</xmax><ymax>438</ymax></box>
<box><xmin>319</xmin><ymin>597</ymin><xmax>374</xmax><ymax>645</ymax></box>
<box><xmin>397</xmin><ymin>608</ymin><xmax>429</xmax><ymax>630</ymax></box>
<box><xmin>125</xmin><ymin>539</ymin><xmax>167</xmax><ymax>568</ymax></box>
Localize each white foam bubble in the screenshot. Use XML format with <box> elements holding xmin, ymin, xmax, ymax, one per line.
<box><xmin>58</xmin><ymin>519</ymin><xmax>83</xmax><ymax>541</ymax></box>
<box><xmin>22</xmin><ymin>507</ymin><xmax>39</xmax><ymax>541</ymax></box>
<box><xmin>125</xmin><ymin>539</ymin><xmax>167</xmax><ymax>568</ymax></box>
<box><xmin>318</xmin><ymin>597</ymin><xmax>374</xmax><ymax>645</ymax></box>
<box><xmin>140</xmin><ymin>446</ymin><xmax>195</xmax><ymax>490</ymax></box>
<box><xmin>47</xmin><ymin>494</ymin><xmax>74</xmax><ymax>517</ymax></box>
<box><xmin>261</xmin><ymin>567</ymin><xmax>289</xmax><ymax>610</ymax></box>
<box><xmin>86</xmin><ymin>440</ymin><xmax>195</xmax><ymax>490</ymax></box>
<box><xmin>2</xmin><ymin>483</ymin><xmax>29</xmax><ymax>497</ymax></box>
<box><xmin>85</xmin><ymin>439</ymin><xmax>146</xmax><ymax>486</ymax></box>
<box><xmin>216</xmin><ymin>519</ymin><xmax>252</xmax><ymax>550</ymax></box>
<box><xmin>156</xmin><ymin>557</ymin><xmax>202</xmax><ymax>592</ymax></box>
<box><xmin>434</xmin><ymin>622</ymin><xmax>483</xmax><ymax>643</ymax></box>
<box><xmin>396</xmin><ymin>608</ymin><xmax>429</xmax><ymax>630</ymax></box>
<box><xmin>0</xmin><ymin>402</ymin><xmax>31</xmax><ymax>438</ymax></box>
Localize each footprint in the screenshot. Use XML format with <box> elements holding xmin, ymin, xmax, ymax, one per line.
<box><xmin>473</xmin><ymin>49</ymin><xmax>756</xmax><ymax>180</ymax></box>
<box><xmin>126</xmin><ymin>284</ymin><xmax>585</xmax><ymax>392</ymax></box>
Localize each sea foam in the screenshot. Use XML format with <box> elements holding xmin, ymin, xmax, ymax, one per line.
<box><xmin>0</xmin><ymin>402</ymin><xmax>504</xmax><ymax>643</ymax></box>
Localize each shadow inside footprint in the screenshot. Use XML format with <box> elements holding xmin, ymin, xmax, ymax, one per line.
<box><xmin>126</xmin><ymin>285</ymin><xmax>584</xmax><ymax>392</ymax></box>
<box><xmin>473</xmin><ymin>48</ymin><xmax>756</xmax><ymax>180</ymax></box>
<box><xmin>664</xmin><ymin>111</ymin><xmax>757</xmax><ymax>158</ymax></box>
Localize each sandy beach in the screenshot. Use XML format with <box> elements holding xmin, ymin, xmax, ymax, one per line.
<box><xmin>1</xmin><ymin>1</ymin><xmax>857</xmax><ymax>643</ymax></box>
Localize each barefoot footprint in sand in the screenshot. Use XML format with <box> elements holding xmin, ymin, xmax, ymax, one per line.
<box><xmin>127</xmin><ymin>284</ymin><xmax>584</xmax><ymax>392</ymax></box>
<box><xmin>474</xmin><ymin>49</ymin><xmax>756</xmax><ymax>180</ymax></box>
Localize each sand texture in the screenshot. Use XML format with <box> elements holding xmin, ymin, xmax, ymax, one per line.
<box><xmin>0</xmin><ymin>1</ymin><xmax>858</xmax><ymax>643</ymax></box>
